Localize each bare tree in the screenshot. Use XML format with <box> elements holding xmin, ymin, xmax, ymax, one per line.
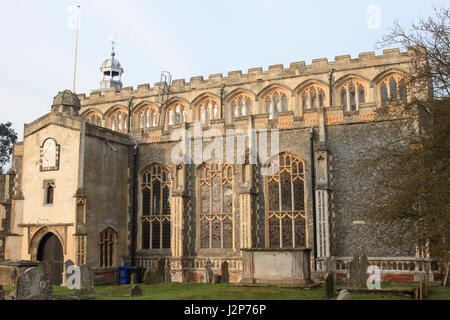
<box><xmin>360</xmin><ymin>6</ymin><xmax>450</xmax><ymax>272</ymax></box>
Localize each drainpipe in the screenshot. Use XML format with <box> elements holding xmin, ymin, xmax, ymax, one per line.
<box><xmin>127</xmin><ymin>97</ymin><xmax>134</xmax><ymax>134</ymax></box>
<box><xmin>309</xmin><ymin>128</ymin><xmax>317</xmax><ymax>271</ymax></box>
<box><xmin>130</xmin><ymin>144</ymin><xmax>139</xmax><ymax>266</ymax></box>
<box><xmin>328</xmin><ymin>69</ymin><xmax>335</xmax><ymax>107</ymax></box>
<box><xmin>220</xmin><ymin>84</ymin><xmax>226</xmax><ymax>120</ymax></box>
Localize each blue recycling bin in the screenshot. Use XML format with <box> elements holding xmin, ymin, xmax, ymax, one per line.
<box><xmin>118</xmin><ymin>266</ymin><xmax>131</xmax><ymax>285</ymax></box>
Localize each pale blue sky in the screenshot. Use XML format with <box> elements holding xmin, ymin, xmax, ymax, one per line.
<box><xmin>0</xmin><ymin>0</ymin><xmax>446</xmax><ymax>140</ymax></box>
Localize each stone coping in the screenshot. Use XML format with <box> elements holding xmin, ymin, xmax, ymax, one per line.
<box><xmin>0</xmin><ymin>260</ymin><xmax>41</xmax><ymax>267</ymax></box>
<box><xmin>240</xmin><ymin>248</ymin><xmax>312</xmax><ymax>252</ymax></box>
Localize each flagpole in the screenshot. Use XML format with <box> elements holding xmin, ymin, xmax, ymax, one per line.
<box><xmin>72</xmin><ymin>5</ymin><xmax>80</xmax><ymax>93</ymax></box>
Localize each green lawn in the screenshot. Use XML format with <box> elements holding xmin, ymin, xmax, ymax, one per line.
<box><xmin>48</xmin><ymin>282</ymin><xmax>450</xmax><ymax>300</ymax></box>
<box><xmin>4</xmin><ymin>282</ymin><xmax>449</xmax><ymax>300</ymax></box>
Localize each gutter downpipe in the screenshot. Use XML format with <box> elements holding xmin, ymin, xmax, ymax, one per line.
<box><xmin>130</xmin><ymin>144</ymin><xmax>139</xmax><ymax>266</ymax></box>
<box><xmin>310</xmin><ymin>128</ymin><xmax>317</xmax><ymax>271</ymax></box>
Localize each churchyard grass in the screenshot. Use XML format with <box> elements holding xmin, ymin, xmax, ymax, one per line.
<box><xmin>46</xmin><ymin>282</ymin><xmax>450</xmax><ymax>300</ymax></box>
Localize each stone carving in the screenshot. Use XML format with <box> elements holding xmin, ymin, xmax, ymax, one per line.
<box><xmin>15</xmin><ymin>267</ymin><xmax>52</xmax><ymax>300</ymax></box>
<box><xmin>337</xmin><ymin>289</ymin><xmax>352</xmax><ymax>300</ymax></box>
<box><xmin>348</xmin><ymin>254</ymin><xmax>368</xmax><ymax>288</ymax></box>
<box><xmin>205</xmin><ymin>259</ymin><xmax>213</xmax><ymax>284</ymax></box>
<box><xmin>129</xmin><ymin>284</ymin><xmax>142</xmax><ymax>298</ymax></box>
<box><xmin>325</xmin><ymin>272</ymin><xmax>334</xmax><ymax>299</ymax></box>
<box><xmin>74</xmin><ymin>264</ymin><xmax>94</xmax><ymax>295</ymax></box>
<box><xmin>221</xmin><ymin>261</ymin><xmax>229</xmax><ymax>284</ymax></box>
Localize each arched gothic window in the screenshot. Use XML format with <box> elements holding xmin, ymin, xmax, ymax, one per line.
<box><xmin>137</xmin><ymin>106</ymin><xmax>159</xmax><ymax>129</ymax></box>
<box><xmin>264</xmin><ymin>89</ymin><xmax>288</xmax><ymax>119</ymax></box>
<box><xmin>265</xmin><ymin>153</ymin><xmax>306</xmax><ymax>248</ymax></box>
<box><xmin>99</xmin><ymin>228</ymin><xmax>116</xmax><ymax>268</ymax></box>
<box><xmin>141</xmin><ymin>164</ymin><xmax>171</xmax><ymax>250</ymax></box>
<box><xmin>167</xmin><ymin>102</ymin><xmax>187</xmax><ymax>126</ymax></box>
<box><xmin>110</xmin><ymin>110</ymin><xmax>128</xmax><ymax>133</ymax></box>
<box><xmin>198</xmin><ymin>160</ymin><xmax>233</xmax><ymax>249</ymax></box>
<box><xmin>230</xmin><ymin>94</ymin><xmax>253</xmax><ymax>119</ymax></box>
<box><xmin>85</xmin><ymin>113</ymin><xmax>102</xmax><ymax>126</ymax></box>
<box><xmin>338</xmin><ymin>80</ymin><xmax>367</xmax><ymax>111</ymax></box>
<box><xmin>196</xmin><ymin>98</ymin><xmax>219</xmax><ymax>127</ymax></box>
<box><xmin>378</xmin><ymin>74</ymin><xmax>408</xmax><ymax>107</ymax></box>
<box><xmin>299</xmin><ymin>84</ymin><xmax>327</xmax><ymax>110</ymax></box>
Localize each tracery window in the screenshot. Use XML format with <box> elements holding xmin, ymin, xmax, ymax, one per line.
<box><xmin>338</xmin><ymin>80</ymin><xmax>366</xmax><ymax>111</ymax></box>
<box><xmin>85</xmin><ymin>113</ymin><xmax>102</xmax><ymax>126</ymax></box>
<box><xmin>265</xmin><ymin>153</ymin><xmax>306</xmax><ymax>248</ymax></box>
<box><xmin>299</xmin><ymin>84</ymin><xmax>327</xmax><ymax>110</ymax></box>
<box><xmin>99</xmin><ymin>228</ymin><xmax>116</xmax><ymax>268</ymax></box>
<box><xmin>198</xmin><ymin>160</ymin><xmax>233</xmax><ymax>249</ymax></box>
<box><xmin>137</xmin><ymin>105</ymin><xmax>159</xmax><ymax>129</ymax></box>
<box><xmin>197</xmin><ymin>98</ymin><xmax>220</xmax><ymax>127</ymax></box>
<box><xmin>264</xmin><ymin>89</ymin><xmax>288</xmax><ymax>119</ymax></box>
<box><xmin>378</xmin><ymin>74</ymin><xmax>408</xmax><ymax>107</ymax></box>
<box><xmin>230</xmin><ymin>94</ymin><xmax>253</xmax><ymax>119</ymax></box>
<box><xmin>167</xmin><ymin>102</ymin><xmax>187</xmax><ymax>126</ymax></box>
<box><xmin>110</xmin><ymin>110</ymin><xmax>128</xmax><ymax>133</ymax></box>
<box><xmin>141</xmin><ymin>164</ymin><xmax>171</xmax><ymax>250</ymax></box>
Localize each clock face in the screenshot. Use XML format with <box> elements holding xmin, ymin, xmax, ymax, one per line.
<box><xmin>40</xmin><ymin>138</ymin><xmax>59</xmax><ymax>171</ymax></box>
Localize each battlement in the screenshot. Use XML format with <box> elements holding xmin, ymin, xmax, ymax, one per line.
<box><xmin>78</xmin><ymin>48</ymin><xmax>412</xmax><ymax>103</ymax></box>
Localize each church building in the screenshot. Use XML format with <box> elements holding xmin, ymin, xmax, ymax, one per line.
<box><xmin>0</xmin><ymin>47</ymin><xmax>435</xmax><ymax>284</ymax></box>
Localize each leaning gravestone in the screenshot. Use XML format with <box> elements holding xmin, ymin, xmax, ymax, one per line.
<box><xmin>205</xmin><ymin>259</ymin><xmax>214</xmax><ymax>284</ymax></box>
<box><xmin>325</xmin><ymin>272</ymin><xmax>334</xmax><ymax>299</ymax></box>
<box><xmin>15</xmin><ymin>267</ymin><xmax>52</xmax><ymax>300</ymax></box>
<box><xmin>75</xmin><ymin>264</ymin><xmax>94</xmax><ymax>295</ymax></box>
<box><xmin>443</xmin><ymin>263</ymin><xmax>450</xmax><ymax>288</ymax></box>
<box><xmin>221</xmin><ymin>261</ymin><xmax>229</xmax><ymax>284</ymax></box>
<box><xmin>143</xmin><ymin>268</ymin><xmax>154</xmax><ymax>285</ymax></box>
<box><xmin>348</xmin><ymin>254</ymin><xmax>369</xmax><ymax>288</ymax></box>
<box><xmin>337</xmin><ymin>289</ymin><xmax>352</xmax><ymax>300</ymax></box>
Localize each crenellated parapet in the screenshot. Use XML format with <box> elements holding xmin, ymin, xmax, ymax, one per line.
<box><xmin>78</xmin><ymin>48</ymin><xmax>415</xmax><ymax>141</ymax></box>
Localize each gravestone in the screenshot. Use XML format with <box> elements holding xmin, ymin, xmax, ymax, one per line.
<box><xmin>205</xmin><ymin>259</ymin><xmax>214</xmax><ymax>284</ymax></box>
<box><xmin>130</xmin><ymin>273</ymin><xmax>137</xmax><ymax>285</ymax></box>
<box><xmin>443</xmin><ymin>263</ymin><xmax>449</xmax><ymax>288</ymax></box>
<box><xmin>325</xmin><ymin>256</ymin><xmax>336</xmax><ymax>283</ymax></box>
<box><xmin>129</xmin><ymin>284</ymin><xmax>142</xmax><ymax>298</ymax></box>
<box><xmin>337</xmin><ymin>289</ymin><xmax>352</xmax><ymax>300</ymax></box>
<box><xmin>220</xmin><ymin>261</ymin><xmax>229</xmax><ymax>284</ymax></box>
<box><xmin>15</xmin><ymin>267</ymin><xmax>52</xmax><ymax>300</ymax></box>
<box><xmin>143</xmin><ymin>259</ymin><xmax>165</xmax><ymax>285</ymax></box>
<box><xmin>143</xmin><ymin>268</ymin><xmax>154</xmax><ymax>285</ymax></box>
<box><xmin>75</xmin><ymin>264</ymin><xmax>94</xmax><ymax>295</ymax></box>
<box><xmin>0</xmin><ymin>287</ymin><xmax>4</xmax><ymax>300</ymax></box>
<box><xmin>348</xmin><ymin>254</ymin><xmax>369</xmax><ymax>288</ymax></box>
<box><xmin>325</xmin><ymin>272</ymin><xmax>334</xmax><ymax>299</ymax></box>
<box><xmin>165</xmin><ymin>260</ymin><xmax>171</xmax><ymax>283</ymax></box>
<box><xmin>157</xmin><ymin>258</ymin><xmax>166</xmax><ymax>282</ymax></box>
<box><xmin>213</xmin><ymin>275</ymin><xmax>222</xmax><ymax>284</ymax></box>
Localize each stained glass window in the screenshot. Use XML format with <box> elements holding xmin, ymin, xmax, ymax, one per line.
<box><xmin>141</xmin><ymin>164</ymin><xmax>171</xmax><ymax>250</ymax></box>
<box><xmin>198</xmin><ymin>160</ymin><xmax>233</xmax><ymax>249</ymax></box>
<box><xmin>265</xmin><ymin>153</ymin><xmax>306</xmax><ymax>248</ymax></box>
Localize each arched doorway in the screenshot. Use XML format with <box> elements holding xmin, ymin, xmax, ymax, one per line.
<box><xmin>37</xmin><ymin>233</ymin><xmax>64</xmax><ymax>285</ymax></box>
